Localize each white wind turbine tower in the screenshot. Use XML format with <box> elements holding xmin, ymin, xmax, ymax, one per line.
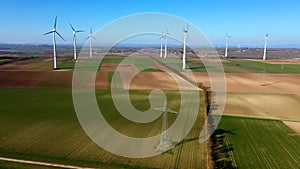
<box><xmin>153</xmin><ymin>100</ymin><xmax>178</xmax><ymax>152</ymax></box>
<box><xmin>263</xmin><ymin>33</ymin><xmax>269</xmax><ymax>60</ymax></box>
<box><xmin>182</xmin><ymin>24</ymin><xmax>189</xmax><ymax>69</ymax></box>
<box><xmin>159</xmin><ymin>31</ymin><xmax>165</xmax><ymax>58</ymax></box>
<box><xmin>44</xmin><ymin>16</ymin><xmax>65</xmax><ymax>69</ymax></box>
<box><xmin>70</xmin><ymin>23</ymin><xmax>83</xmax><ymax>60</ymax></box>
<box><xmin>225</xmin><ymin>33</ymin><xmax>231</xmax><ymax>58</ymax></box>
<box><xmin>87</xmin><ymin>27</ymin><xmax>96</xmax><ymax>58</ymax></box>
<box><xmin>164</xmin><ymin>27</ymin><xmax>169</xmax><ymax>58</ymax></box>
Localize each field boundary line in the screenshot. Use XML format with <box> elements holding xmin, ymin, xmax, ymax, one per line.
<box><xmin>150</xmin><ymin>56</ymin><xmax>202</xmax><ymax>89</ymax></box>
<box><xmin>0</xmin><ymin>157</ymin><xmax>97</xmax><ymax>169</ymax></box>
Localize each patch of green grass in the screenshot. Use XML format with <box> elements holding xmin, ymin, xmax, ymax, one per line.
<box><xmin>187</xmin><ymin>59</ymin><xmax>300</xmax><ymax>73</ymax></box>
<box><xmin>0</xmin><ymin>59</ymin><xmax>14</xmax><ymax>65</ymax></box>
<box><xmin>217</xmin><ymin>116</ymin><xmax>300</xmax><ymax>168</ymax></box>
<box><xmin>102</xmin><ymin>57</ymin><xmax>125</xmax><ymax>64</ymax></box>
<box><xmin>99</xmin><ymin>57</ymin><xmax>157</xmax><ymax>72</ymax></box>
<box><xmin>58</xmin><ymin>58</ymin><xmax>75</xmax><ymax>69</ymax></box>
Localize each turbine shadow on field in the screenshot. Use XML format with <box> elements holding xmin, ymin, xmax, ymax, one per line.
<box><xmin>263</xmin><ymin>81</ymin><xmax>282</xmax><ymax>86</ymax></box>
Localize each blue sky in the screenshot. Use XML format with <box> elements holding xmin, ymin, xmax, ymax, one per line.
<box><xmin>1</xmin><ymin>0</ymin><xmax>300</xmax><ymax>47</ymax></box>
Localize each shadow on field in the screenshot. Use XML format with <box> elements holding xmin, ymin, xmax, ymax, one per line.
<box><xmin>211</xmin><ymin>129</ymin><xmax>237</xmax><ymax>169</ymax></box>
<box><xmin>206</xmin><ymin>92</ymin><xmax>237</xmax><ymax>169</ymax></box>
<box><xmin>263</xmin><ymin>81</ymin><xmax>282</xmax><ymax>86</ymax></box>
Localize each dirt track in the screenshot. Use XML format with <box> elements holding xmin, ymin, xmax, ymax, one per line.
<box><xmin>0</xmin><ymin>157</ymin><xmax>97</xmax><ymax>169</ymax></box>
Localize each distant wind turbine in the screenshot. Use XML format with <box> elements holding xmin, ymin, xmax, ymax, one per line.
<box><xmin>263</xmin><ymin>33</ymin><xmax>269</xmax><ymax>60</ymax></box>
<box><xmin>87</xmin><ymin>27</ymin><xmax>96</xmax><ymax>58</ymax></box>
<box><xmin>159</xmin><ymin>31</ymin><xmax>165</xmax><ymax>58</ymax></box>
<box><xmin>182</xmin><ymin>24</ymin><xmax>189</xmax><ymax>69</ymax></box>
<box><xmin>225</xmin><ymin>33</ymin><xmax>231</xmax><ymax>58</ymax></box>
<box><xmin>164</xmin><ymin>27</ymin><xmax>169</xmax><ymax>58</ymax></box>
<box><xmin>44</xmin><ymin>16</ymin><xmax>65</xmax><ymax>69</ymax></box>
<box><xmin>70</xmin><ymin>23</ymin><xmax>83</xmax><ymax>60</ymax></box>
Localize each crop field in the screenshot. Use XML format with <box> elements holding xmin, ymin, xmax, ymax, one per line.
<box><xmin>0</xmin><ymin>87</ymin><xmax>209</xmax><ymax>169</ymax></box>
<box><xmin>187</xmin><ymin>58</ymin><xmax>300</xmax><ymax>73</ymax></box>
<box><xmin>222</xmin><ymin>93</ymin><xmax>300</xmax><ymax>121</ymax></box>
<box><xmin>216</xmin><ymin>116</ymin><xmax>300</xmax><ymax>169</ymax></box>
<box><xmin>2</xmin><ymin>56</ymin><xmax>300</xmax><ymax>74</ymax></box>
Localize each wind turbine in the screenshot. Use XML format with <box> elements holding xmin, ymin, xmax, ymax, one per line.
<box><xmin>153</xmin><ymin>100</ymin><xmax>178</xmax><ymax>152</ymax></box>
<box><xmin>44</xmin><ymin>16</ymin><xmax>65</xmax><ymax>69</ymax></box>
<box><xmin>159</xmin><ymin>31</ymin><xmax>165</xmax><ymax>58</ymax></box>
<box><xmin>225</xmin><ymin>33</ymin><xmax>231</xmax><ymax>58</ymax></box>
<box><xmin>87</xmin><ymin>27</ymin><xmax>96</xmax><ymax>58</ymax></box>
<box><xmin>70</xmin><ymin>23</ymin><xmax>83</xmax><ymax>60</ymax></box>
<box><xmin>182</xmin><ymin>24</ymin><xmax>189</xmax><ymax>69</ymax></box>
<box><xmin>263</xmin><ymin>33</ymin><xmax>269</xmax><ymax>60</ymax></box>
<box><xmin>164</xmin><ymin>27</ymin><xmax>169</xmax><ymax>58</ymax></box>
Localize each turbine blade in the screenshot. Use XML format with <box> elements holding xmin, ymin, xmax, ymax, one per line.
<box><xmin>153</xmin><ymin>108</ymin><xmax>163</xmax><ymax>111</ymax></box>
<box><xmin>69</xmin><ymin>23</ymin><xmax>75</xmax><ymax>32</ymax></box>
<box><xmin>168</xmin><ymin>109</ymin><xmax>178</xmax><ymax>114</ymax></box>
<box><xmin>54</xmin><ymin>16</ymin><xmax>57</xmax><ymax>29</ymax></box>
<box><xmin>56</xmin><ymin>31</ymin><xmax>65</xmax><ymax>41</ymax></box>
<box><xmin>44</xmin><ymin>31</ymin><xmax>54</xmax><ymax>35</ymax></box>
<box><xmin>92</xmin><ymin>36</ymin><xmax>97</xmax><ymax>40</ymax></box>
<box><xmin>90</xmin><ymin>27</ymin><xmax>92</xmax><ymax>35</ymax></box>
<box><xmin>76</xmin><ymin>30</ymin><xmax>84</xmax><ymax>33</ymax></box>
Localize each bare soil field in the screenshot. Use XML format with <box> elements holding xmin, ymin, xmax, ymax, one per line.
<box><xmin>129</xmin><ymin>72</ymin><xmax>193</xmax><ymax>90</ymax></box>
<box><xmin>1</xmin><ymin>69</ymin><xmax>300</xmax><ymax>95</ymax></box>
<box><xmin>283</xmin><ymin>121</ymin><xmax>300</xmax><ymax>134</ymax></box>
<box><xmin>0</xmin><ymin>61</ymin><xmax>41</xmax><ymax>70</ymax></box>
<box><xmin>0</xmin><ymin>71</ymin><xmax>51</xmax><ymax>87</ymax></box>
<box><xmin>191</xmin><ymin>72</ymin><xmax>300</xmax><ymax>96</ymax></box>
<box><xmin>222</xmin><ymin>93</ymin><xmax>300</xmax><ymax>121</ymax></box>
<box><xmin>249</xmin><ymin>59</ymin><xmax>300</xmax><ymax>65</ymax></box>
<box><xmin>190</xmin><ymin>58</ymin><xmax>229</xmax><ymax>63</ymax></box>
<box><xmin>0</xmin><ymin>58</ymin><xmax>53</xmax><ymax>71</ymax></box>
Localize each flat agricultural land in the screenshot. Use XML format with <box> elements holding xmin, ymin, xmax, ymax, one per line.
<box><xmin>283</xmin><ymin>121</ymin><xmax>300</xmax><ymax>134</ymax></box>
<box><xmin>217</xmin><ymin>116</ymin><xmax>300</xmax><ymax>169</ymax></box>
<box><xmin>1</xmin><ymin>55</ymin><xmax>300</xmax><ymax>168</ymax></box>
<box><xmin>187</xmin><ymin>58</ymin><xmax>300</xmax><ymax>73</ymax></box>
<box><xmin>221</xmin><ymin>93</ymin><xmax>300</xmax><ymax>121</ymax></box>
<box><xmin>250</xmin><ymin>59</ymin><xmax>300</xmax><ymax>65</ymax></box>
<box><xmin>0</xmin><ymin>87</ymin><xmax>209</xmax><ymax>169</ymax></box>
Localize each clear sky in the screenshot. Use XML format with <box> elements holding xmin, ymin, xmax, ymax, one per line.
<box><xmin>1</xmin><ymin>0</ymin><xmax>300</xmax><ymax>47</ymax></box>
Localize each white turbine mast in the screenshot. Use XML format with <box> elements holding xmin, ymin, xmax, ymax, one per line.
<box><xmin>159</xmin><ymin>30</ymin><xmax>165</xmax><ymax>58</ymax></box>
<box><xmin>70</xmin><ymin>23</ymin><xmax>83</xmax><ymax>60</ymax></box>
<box><xmin>182</xmin><ymin>24</ymin><xmax>189</xmax><ymax>69</ymax></box>
<box><xmin>263</xmin><ymin>33</ymin><xmax>269</xmax><ymax>60</ymax></box>
<box><xmin>225</xmin><ymin>33</ymin><xmax>231</xmax><ymax>58</ymax></box>
<box><xmin>44</xmin><ymin>16</ymin><xmax>65</xmax><ymax>69</ymax></box>
<box><xmin>87</xmin><ymin>27</ymin><xmax>96</xmax><ymax>58</ymax></box>
<box><xmin>164</xmin><ymin>27</ymin><xmax>169</xmax><ymax>58</ymax></box>
<box><xmin>153</xmin><ymin>100</ymin><xmax>178</xmax><ymax>152</ymax></box>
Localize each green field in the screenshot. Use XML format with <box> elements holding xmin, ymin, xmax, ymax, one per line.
<box><xmin>216</xmin><ymin>116</ymin><xmax>300</xmax><ymax>169</ymax></box>
<box><xmin>187</xmin><ymin>59</ymin><xmax>300</xmax><ymax>73</ymax></box>
<box><xmin>0</xmin><ymin>87</ymin><xmax>208</xmax><ymax>169</ymax></box>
